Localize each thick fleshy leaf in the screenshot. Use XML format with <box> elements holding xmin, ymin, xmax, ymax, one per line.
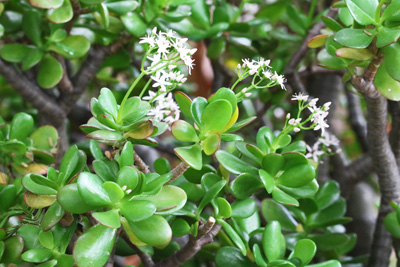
<box><xmin>78</xmin><ymin>172</ymin><xmax>112</xmax><ymax>206</ymax></box>
<box><xmin>231</xmin><ymin>198</ymin><xmax>257</xmax><ymax>219</ymax></box>
<box><xmin>309</xmin><ymin>233</ymin><xmax>350</xmax><ymax>251</ymax></box>
<box><xmin>376</xmin><ymin>27</ymin><xmax>400</xmax><ymax>48</ymax></box>
<box><xmin>209</xmin><ymin>87</ymin><xmax>237</xmax><ymax>116</ymax></box>
<box><xmin>201</xmin><ymin>99</ymin><xmax>232</xmax><ymax>133</ymax></box>
<box><xmin>59</xmin><ymin>145</ymin><xmax>79</xmax><ymax>185</ymax></box>
<box><xmin>315</xmin><ymin>180</ymin><xmax>341</xmax><ymax>210</ymax></box>
<box><xmin>31</xmin><ymin>126</ymin><xmax>58</xmax><ymax>151</ymax></box>
<box><xmin>335</xmin><ymin>47</ymin><xmax>374</xmax><ymax>60</ymax></box>
<box><xmin>24</xmin><ymin>192</ymin><xmax>56</xmax><ymax>209</ymax></box>
<box><xmin>47</xmin><ymin>0</ymin><xmax>73</xmax><ymax>23</ymax></box>
<box><xmin>128</xmin><ymin>215</ymin><xmax>172</xmax><ymax>248</ymax></box>
<box><xmin>171</xmin><ymin>120</ymin><xmax>199</xmax><ymax>142</ymax></box>
<box><xmin>119</xmin><ymin>199</ymin><xmax>156</xmax><ymax>222</ymax></box>
<box><xmin>105</xmin><ymin>1</ymin><xmax>139</xmax><ymax>15</ymax></box>
<box><xmin>272</xmin><ymin>187</ymin><xmax>299</xmax><ymax>206</ymax></box>
<box><xmin>175</xmin><ymin>91</ymin><xmax>193</xmax><ymax>119</ymax></box>
<box><xmin>216</xmin><ymin>247</ymin><xmax>256</xmax><ymax>267</ymax></box>
<box><xmin>22</xmin><ymin>248</ymin><xmax>52</xmax><ymax>263</ymax></box>
<box><xmin>103</xmin><ymin>182</ymin><xmax>124</xmax><ymax>203</ymax></box>
<box><xmin>98</xmin><ymin>87</ymin><xmax>118</xmax><ymax>119</ymax></box>
<box><xmin>230</xmin><ymin>173</ymin><xmax>263</xmax><ymax>199</ymax></box>
<box><xmin>73</xmin><ymin>224</ymin><xmax>117</xmax><ymax>267</ymax></box>
<box><xmin>57</xmin><ymin>184</ymin><xmax>97</xmax><ymax>213</ymax></box>
<box><xmin>22</xmin><ymin>174</ymin><xmax>58</xmax><ymax>195</ymax></box>
<box><xmin>38</xmin><ymin>230</ymin><xmax>54</xmax><ymax>250</ymax></box>
<box><xmin>256</xmin><ymin>127</ymin><xmax>275</xmax><ymax>154</ymax></box>
<box><xmin>191</xmin><ymin>97</ymin><xmax>208</xmax><ymax>126</ymax></box>
<box><xmin>262</xmin><ymin>154</ymin><xmax>284</xmax><ymax>176</ymax></box>
<box><xmin>317</xmin><ymin>49</ymin><xmax>348</xmax><ymax>69</ymax></box>
<box><xmin>262</xmin><ymin>221</ymin><xmax>284</xmax><ymax>262</ymax></box>
<box><xmin>121</xmin><ymin>12</ymin><xmax>147</xmax><ymax>37</ymax></box>
<box><xmin>17</xmin><ymin>225</ymin><xmax>40</xmax><ymax>250</ymax></box>
<box><xmin>215</xmin><ymin>197</ymin><xmax>231</xmax><ymax>218</ymax></box>
<box><xmin>218</xmin><ymin>219</ymin><xmax>246</xmax><ymax>255</ymax></box>
<box><xmin>14</xmin><ymin>163</ymin><xmax>48</xmax><ymax>175</ymax></box>
<box><xmin>374</xmin><ymin>64</ymin><xmax>400</xmax><ymax>101</ymax></box>
<box><xmin>308</xmin><ymin>198</ymin><xmax>347</xmax><ymax>227</ymax></box>
<box><xmin>9</xmin><ymin>112</ymin><xmax>34</xmax><ymax>140</ymax></box>
<box><xmin>307</xmin><ymin>260</ymin><xmax>341</xmax><ymax>267</ymax></box>
<box><xmin>278</xmin><ymin>180</ymin><xmax>319</xmax><ymax>198</ymax></box>
<box><xmin>2</xmin><ymin>236</ymin><xmax>23</xmax><ymax>264</ymax></box>
<box><xmin>334</xmin><ymin>28</ymin><xmax>375</xmax><ymax>48</ymax></box>
<box><xmin>174</xmin><ymin>144</ymin><xmax>202</xmax><ymax>170</ymax></box>
<box><xmin>203</xmin><ymin>133</ymin><xmax>220</xmax><ymax>155</ymax></box>
<box><xmin>117</xmin><ymin>166</ymin><xmax>139</xmax><ymax>190</ymax></box>
<box><xmin>93</xmin><ymin>159</ymin><xmax>117</xmax><ymax>181</ymax></box>
<box><xmin>123</xmin><ymin>121</ymin><xmax>154</xmax><ymax>139</ymax></box>
<box><xmin>277</xmin><ymin>164</ymin><xmax>315</xmax><ymax>188</ymax></box>
<box><xmin>0</xmin><ymin>44</ymin><xmax>30</xmax><ymax>63</ymax></box>
<box><xmin>51</xmin><ymin>35</ymin><xmax>90</xmax><ymax>60</ymax></box>
<box><xmin>216</xmin><ymin>150</ymin><xmax>258</xmax><ymax>175</ymax></box>
<box><xmin>30</xmin><ymin>0</ymin><xmax>63</xmax><ymax>9</ymax></box>
<box><xmin>153</xmin><ymin>158</ymin><xmax>171</xmax><ymax>174</ymax></box>
<box><xmin>117</xmin><ymin>141</ymin><xmax>133</xmax><ymax>167</ymax></box>
<box><xmin>321</xmin><ymin>16</ymin><xmax>343</xmax><ymax>31</ymax></box>
<box><xmin>90</xmin><ymin>139</ymin><xmax>103</xmax><ymax>160</ymax></box>
<box><xmin>135</xmin><ymin>185</ymin><xmax>187</xmax><ymax>215</ymax></box>
<box><xmin>197</xmin><ymin>180</ymin><xmax>226</xmax><ymax>213</ymax></box>
<box><xmin>345</xmin><ymin>0</ymin><xmax>377</xmax><ymax>25</ymax></box>
<box><xmin>93</xmin><ymin>209</ymin><xmax>121</xmax><ymax>228</ymax></box>
<box><xmin>307</xmin><ymin>34</ymin><xmax>329</xmax><ymax>48</ymax></box>
<box><xmin>289</xmin><ymin>239</ymin><xmax>316</xmax><ymax>265</ymax></box>
<box><xmin>22</xmin><ymin>49</ymin><xmax>43</xmax><ymax>70</ymax></box>
<box><xmin>261</xmin><ymin>199</ymin><xmax>298</xmax><ymax>231</ymax></box>
<box><xmin>384</xmin><ymin>212</ymin><xmax>400</xmax><ymax>238</ymax></box>
<box><xmin>0</xmin><ymin>184</ymin><xmax>16</xmax><ymax>211</ymax></box>
<box><xmin>383</xmin><ymin>43</ymin><xmax>400</xmax><ymax>82</ymax></box>
<box><xmin>41</xmin><ymin>202</ymin><xmax>65</xmax><ymax>231</ymax></box>
<box><xmin>87</xmin><ymin>130</ymin><xmax>122</xmax><ymax>143</ymax></box>
<box><xmin>171</xmin><ymin>218</ymin><xmax>191</xmax><ymax>237</ymax></box>
<box><xmin>37</xmin><ymin>54</ymin><xmax>63</xmax><ymax>89</ymax></box>
<box><xmin>22</xmin><ymin>10</ymin><xmax>42</xmax><ymax>46</ymax></box>
<box><xmin>253</xmin><ymin>244</ymin><xmax>268</xmax><ymax>267</ymax></box>
<box><xmin>381</xmin><ymin>0</ymin><xmax>400</xmax><ymax>22</ymax></box>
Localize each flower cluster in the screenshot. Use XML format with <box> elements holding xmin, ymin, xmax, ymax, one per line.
<box><xmin>306</xmin><ymin>132</ymin><xmax>341</xmax><ymax>162</ymax></box>
<box><xmin>144</xmin><ymin>92</ymin><xmax>180</xmax><ymax>128</ymax></box>
<box><xmin>287</xmin><ymin>93</ymin><xmax>331</xmax><ymax>135</ymax></box>
<box><xmin>139</xmin><ymin>28</ymin><xmax>197</xmax><ymax>93</ymax></box>
<box><xmin>236</xmin><ymin>58</ymin><xmax>286</xmax><ymax>90</ymax></box>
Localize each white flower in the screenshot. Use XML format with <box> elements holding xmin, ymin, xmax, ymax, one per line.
<box><xmin>151</xmin><ymin>70</ymin><xmax>172</xmax><ymax>92</ymax></box>
<box><xmin>308</xmin><ymin>98</ymin><xmax>319</xmax><ymax>107</ymax></box>
<box><xmin>291</xmin><ymin>93</ymin><xmax>309</xmax><ymax>101</ymax></box>
<box><xmin>305</xmin><ymin>141</ymin><xmax>324</xmax><ymax>162</ymax></box>
<box><xmin>263</xmin><ymin>70</ymin><xmax>273</xmax><ymax>79</ymax></box>
<box><xmin>139</xmin><ymin>35</ymin><xmax>156</xmax><ymax>47</ymax></box>
<box><xmin>319</xmin><ymin>132</ymin><xmax>340</xmax><ymax>147</ymax></box>
<box><xmin>147</xmin><ymin>93</ymin><xmax>180</xmax><ymax>129</ymax></box>
<box><xmin>272</xmin><ymin>71</ymin><xmax>286</xmax><ymax>90</ymax></box>
<box><xmin>288</xmin><ymin>118</ymin><xmax>301</xmax><ymax>126</ymax></box>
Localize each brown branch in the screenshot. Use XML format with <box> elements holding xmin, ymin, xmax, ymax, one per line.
<box><xmin>121</xmin><ymin>233</ymin><xmax>155</xmax><ymax>267</ymax></box>
<box><xmin>134</xmin><ymin>152</ymin><xmax>150</xmax><ymax>174</ymax></box>
<box><xmin>167</xmin><ymin>162</ymin><xmax>190</xmax><ymax>184</ymax></box>
<box><xmin>388</xmin><ymin>101</ymin><xmax>400</xmax><ymax>165</ymax></box>
<box><xmin>0</xmin><ymin>59</ymin><xmax>65</xmax><ymax>126</ymax></box>
<box><xmin>345</xmin><ymin>88</ymin><xmax>368</xmax><ymax>152</ymax></box>
<box><xmin>155</xmin><ymin>217</ymin><xmax>221</xmax><ymax>267</ymax></box>
<box><xmin>54</xmin><ymin>54</ymin><xmax>74</xmax><ymax>94</ymax></box>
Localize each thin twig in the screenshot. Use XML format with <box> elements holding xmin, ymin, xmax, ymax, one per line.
<box><xmin>345</xmin><ymin>89</ymin><xmax>368</xmax><ymax>152</ymax></box>
<box><xmin>134</xmin><ymin>152</ymin><xmax>150</xmax><ymax>174</ymax></box>
<box><xmin>121</xmin><ymin>233</ymin><xmax>155</xmax><ymax>267</ymax></box>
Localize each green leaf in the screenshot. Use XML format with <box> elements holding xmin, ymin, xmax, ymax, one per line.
<box><xmin>41</xmin><ymin>202</ymin><xmax>65</xmax><ymax>231</ymax></box>
<box><xmin>128</xmin><ymin>215</ymin><xmax>172</xmax><ymax>248</ymax></box>
<box><xmin>189</xmin><ymin>0</ymin><xmax>210</xmax><ymax>30</ymax></box>
<box><xmin>183</xmin><ymin>164</ymin><xmax>216</xmax><ymax>184</ymax></box>
<box><xmin>2</xmin><ymin>236</ymin><xmax>24</xmax><ymax>265</ymax></box>
<box><xmin>203</xmin><ymin>133</ymin><xmax>220</xmax><ymax>155</ymax></box>
<box><xmin>49</xmin><ymin>35</ymin><xmax>90</xmax><ymax>59</ymax></box>
<box><xmin>57</xmin><ymin>184</ymin><xmax>97</xmax><ymax>214</ymax></box>
<box><xmin>218</xmin><ymin>219</ymin><xmax>246</xmax><ymax>256</ymax></box>
<box><xmin>317</xmin><ymin>49</ymin><xmax>348</xmax><ymax>70</ymax></box>
<box><xmin>98</xmin><ymin>87</ymin><xmax>118</xmax><ymax>119</ymax></box>
<box><xmin>73</xmin><ymin>224</ymin><xmax>117</xmax><ymax>267</ymax></box>
<box><xmin>315</xmin><ymin>180</ymin><xmax>341</xmax><ymax>210</ymax></box>
<box><xmin>374</xmin><ymin>63</ymin><xmax>400</xmax><ymax>101</ymax></box>
<box><xmin>174</xmin><ymin>144</ymin><xmax>202</xmax><ymax>170</ymax></box>
<box><xmin>47</xmin><ymin>0</ymin><xmax>73</xmax><ymax>23</ymax></box>
<box><xmin>153</xmin><ymin>158</ymin><xmax>171</xmax><ymax>174</ymax></box>
<box><xmin>216</xmin><ymin>247</ymin><xmax>256</xmax><ymax>267</ymax></box>
<box><xmin>31</xmin><ymin>126</ymin><xmax>58</xmax><ymax>151</ymax></box>
<box><xmin>261</xmin><ymin>199</ymin><xmax>297</xmax><ymax>231</ymax></box>
<box><xmin>22</xmin><ymin>46</ymin><xmax>42</xmax><ymax>70</ymax></box>
<box><xmin>0</xmin><ymin>43</ymin><xmax>30</xmax><ymax>63</ymax></box>
<box><xmin>191</xmin><ymin>97</ymin><xmax>208</xmax><ymax>126</ymax></box>
<box><xmin>117</xmin><ymin>166</ymin><xmax>139</xmax><ymax>190</ymax></box>
<box><xmin>345</xmin><ymin>0</ymin><xmax>377</xmax><ymax>25</ymax></box>
<box><xmin>119</xmin><ymin>199</ymin><xmax>156</xmax><ymax>222</ymax></box>
<box><xmin>22</xmin><ymin>248</ymin><xmax>52</xmax><ymax>263</ymax></box>
<box><xmin>216</xmin><ymin>150</ymin><xmax>258</xmax><ymax>175</ymax></box>
<box><xmin>272</xmin><ymin>187</ymin><xmax>299</xmax><ymax>207</ymax></box>
<box><xmin>9</xmin><ymin>112</ymin><xmax>34</xmax><ymax>140</ymax></box>
<box><xmin>198</xmin><ymin>180</ymin><xmax>226</xmax><ymax>213</ymax></box>
<box><xmin>209</xmin><ymin>88</ymin><xmax>237</xmax><ymax>115</ymax></box>
<box><xmin>123</xmin><ymin>121</ymin><xmax>154</xmax><ymax>139</ymax></box>
<box><xmin>381</xmin><ymin>0</ymin><xmax>400</xmax><ymax>22</ymax></box>
<box><xmin>93</xmin><ymin>209</ymin><xmax>121</xmax><ymax>228</ymax></box>
<box><xmin>277</xmin><ymin>164</ymin><xmax>315</xmax><ymax>188</ymax></box>
<box><xmin>77</xmin><ymin>172</ymin><xmax>112</xmax><ymax>206</ymax></box>
<box><xmin>37</xmin><ymin>54</ymin><xmax>63</xmax><ymax>89</ymax></box>
<box><xmin>59</xmin><ymin>145</ymin><xmax>79</xmax><ymax>185</ymax></box>
<box><xmin>383</xmin><ymin>43</ymin><xmax>400</xmax><ymax>82</ymax></box>
<box><xmin>262</xmin><ymin>154</ymin><xmax>284</xmax><ymax>176</ymax></box>
<box><xmin>289</xmin><ymin>239</ymin><xmax>316</xmax><ymax>265</ymax></box>
<box><xmin>376</xmin><ymin>27</ymin><xmax>400</xmax><ymax>48</ymax></box>
<box><xmin>307</xmin><ymin>260</ymin><xmax>341</xmax><ymax>267</ymax></box>
<box><xmin>118</xmin><ymin>141</ymin><xmax>134</xmax><ymax>167</ymax></box>
<box><xmin>105</xmin><ymin>1</ymin><xmax>139</xmax><ymax>15</ymax></box>
<box><xmin>384</xmin><ymin>212</ymin><xmax>400</xmax><ymax>238</ymax></box>
<box><xmin>38</xmin><ymin>231</ymin><xmax>54</xmax><ymax>249</ymax></box>
<box><xmin>172</xmin><ymin>120</ymin><xmax>199</xmax><ymax>142</ymax></box>
<box><xmin>262</xmin><ymin>221</ymin><xmax>284</xmax><ymax>262</ymax></box>
<box><xmin>0</xmin><ymin>185</ymin><xmax>16</xmax><ymax>211</ymax></box>
<box><xmin>216</xmin><ymin>197</ymin><xmax>231</xmax><ymax>218</ymax></box>
<box><xmin>22</xmin><ymin>174</ymin><xmax>58</xmax><ymax>195</ymax></box>
<box><xmin>207</xmin><ymin>38</ymin><xmax>226</xmax><ymax>59</ymax></box>
<box><xmin>175</xmin><ymin>91</ymin><xmax>193</xmax><ymax>119</ymax></box>
<box><xmin>103</xmin><ymin>181</ymin><xmax>124</xmax><ymax>203</ymax></box>
<box><xmin>171</xmin><ymin>218</ymin><xmax>191</xmax><ymax>237</ymax></box>
<box><xmin>23</xmin><ymin>11</ymin><xmax>42</xmax><ymax>46</ymax></box>
<box><xmin>230</xmin><ymin>173</ymin><xmax>263</xmax><ymax>199</ymax></box>
<box><xmin>90</xmin><ymin>139</ymin><xmax>104</xmax><ymax>160</ymax></box>
<box><xmin>93</xmin><ymin>159</ymin><xmax>117</xmax><ymax>181</ymax></box>
<box><xmin>321</xmin><ymin>16</ymin><xmax>343</xmax><ymax>32</ymax></box>
<box><xmin>87</xmin><ymin>130</ymin><xmax>122</xmax><ymax>143</ymax></box>
<box><xmin>334</xmin><ymin>28</ymin><xmax>375</xmax><ymax>48</ymax></box>
<box><xmin>308</xmin><ymin>198</ymin><xmax>347</xmax><ymax>227</ymax></box>
<box><xmin>231</xmin><ymin>198</ymin><xmax>257</xmax><ymax>219</ymax></box>
<box><xmin>256</xmin><ymin>127</ymin><xmax>275</xmax><ymax>153</ymax></box>
<box><xmin>135</xmin><ymin>185</ymin><xmax>187</xmax><ymax>215</ymax></box>
<box><xmin>307</xmin><ymin>34</ymin><xmax>329</xmax><ymax>48</ymax></box>
<box><xmin>259</xmin><ymin>169</ymin><xmax>275</xmax><ymax>194</ymax></box>
<box><xmin>309</xmin><ymin>233</ymin><xmax>350</xmax><ymax>251</ymax></box>
<box><xmin>121</xmin><ymin>12</ymin><xmax>147</xmax><ymax>37</ymax></box>
<box><xmin>201</xmin><ymin>99</ymin><xmax>232</xmax><ymax>133</ymax></box>
<box><xmin>29</xmin><ymin>0</ymin><xmax>63</xmax><ymax>9</ymax></box>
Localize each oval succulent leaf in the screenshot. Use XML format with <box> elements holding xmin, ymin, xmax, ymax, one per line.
<box><xmin>334</xmin><ymin>28</ymin><xmax>375</xmax><ymax>48</ymax></box>
<box><xmin>171</xmin><ymin>120</ymin><xmax>199</xmax><ymax>142</ymax></box>
<box><xmin>128</xmin><ymin>215</ymin><xmax>172</xmax><ymax>248</ymax></box>
<box><xmin>201</xmin><ymin>99</ymin><xmax>232</xmax><ymax>133</ymax></box>
<box><xmin>77</xmin><ymin>172</ymin><xmax>112</xmax><ymax>206</ymax></box>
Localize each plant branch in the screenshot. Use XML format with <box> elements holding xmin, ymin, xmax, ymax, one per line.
<box><xmin>155</xmin><ymin>217</ymin><xmax>221</xmax><ymax>267</ymax></box>
<box><xmin>0</xmin><ymin>59</ymin><xmax>65</xmax><ymax>126</ymax></box>
<box><xmin>121</xmin><ymin>233</ymin><xmax>155</xmax><ymax>267</ymax></box>
<box><xmin>167</xmin><ymin>162</ymin><xmax>190</xmax><ymax>184</ymax></box>
<box><xmin>134</xmin><ymin>152</ymin><xmax>150</xmax><ymax>174</ymax></box>
<box><xmin>104</xmin><ymin>228</ymin><xmax>122</xmax><ymax>267</ymax></box>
